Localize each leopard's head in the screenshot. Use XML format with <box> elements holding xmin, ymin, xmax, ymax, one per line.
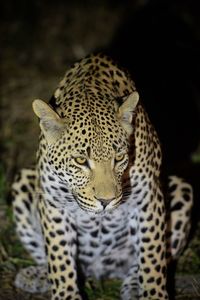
<box><xmin>33</xmin><ymin>91</ymin><xmax>139</xmax><ymax>213</ymax></box>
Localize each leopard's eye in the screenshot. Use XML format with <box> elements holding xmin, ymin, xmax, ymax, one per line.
<box><xmin>74</xmin><ymin>157</ymin><xmax>87</xmax><ymax>165</ymax></box>
<box><xmin>115</xmin><ymin>153</ymin><xmax>125</xmax><ymax>162</ymax></box>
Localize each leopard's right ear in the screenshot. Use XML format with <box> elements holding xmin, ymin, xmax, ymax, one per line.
<box><xmin>117</xmin><ymin>91</ymin><xmax>139</xmax><ymax>136</ymax></box>
<box><xmin>32</xmin><ymin>99</ymin><xmax>65</xmax><ymax>144</ymax></box>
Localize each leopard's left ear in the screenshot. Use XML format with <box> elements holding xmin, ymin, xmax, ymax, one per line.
<box><xmin>32</xmin><ymin>99</ymin><xmax>65</xmax><ymax>144</ymax></box>
<box><xmin>118</xmin><ymin>91</ymin><xmax>139</xmax><ymax>136</ymax></box>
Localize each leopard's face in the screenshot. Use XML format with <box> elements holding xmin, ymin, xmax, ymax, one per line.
<box><xmin>47</xmin><ymin>118</ymin><xmax>130</xmax><ymax>213</ymax></box>
<box><xmin>33</xmin><ymin>77</ymin><xmax>139</xmax><ymax>213</ymax></box>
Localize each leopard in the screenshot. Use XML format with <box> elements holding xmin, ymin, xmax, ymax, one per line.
<box><xmin>12</xmin><ymin>53</ymin><xmax>193</xmax><ymax>300</ymax></box>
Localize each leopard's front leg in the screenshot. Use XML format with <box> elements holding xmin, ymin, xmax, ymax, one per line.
<box><xmin>38</xmin><ymin>197</ymin><xmax>82</xmax><ymax>300</ymax></box>
<box><xmin>121</xmin><ymin>185</ymin><xmax>169</xmax><ymax>300</ymax></box>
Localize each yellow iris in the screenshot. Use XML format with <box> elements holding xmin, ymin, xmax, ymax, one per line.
<box><xmin>75</xmin><ymin>157</ymin><xmax>87</xmax><ymax>165</ymax></box>
<box><xmin>115</xmin><ymin>153</ymin><xmax>125</xmax><ymax>162</ymax></box>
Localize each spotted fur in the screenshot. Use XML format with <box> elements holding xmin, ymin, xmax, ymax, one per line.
<box><xmin>12</xmin><ymin>54</ymin><xmax>193</xmax><ymax>300</ymax></box>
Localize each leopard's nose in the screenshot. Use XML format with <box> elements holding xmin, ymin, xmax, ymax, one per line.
<box><xmin>98</xmin><ymin>198</ymin><xmax>115</xmax><ymax>209</ymax></box>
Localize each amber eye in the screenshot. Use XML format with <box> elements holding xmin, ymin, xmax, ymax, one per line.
<box><xmin>115</xmin><ymin>153</ymin><xmax>125</xmax><ymax>162</ymax></box>
<box><xmin>74</xmin><ymin>157</ymin><xmax>87</xmax><ymax>165</ymax></box>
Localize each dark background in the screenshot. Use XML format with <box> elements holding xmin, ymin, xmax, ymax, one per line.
<box><xmin>1</xmin><ymin>0</ymin><xmax>200</xmax><ymax>166</ymax></box>
<box><xmin>1</xmin><ymin>0</ymin><xmax>200</xmax><ymax>217</ymax></box>
<box><xmin>1</xmin><ymin>0</ymin><xmax>200</xmax><ymax>214</ymax></box>
<box><xmin>0</xmin><ymin>1</ymin><xmax>200</xmax><ymax>299</ymax></box>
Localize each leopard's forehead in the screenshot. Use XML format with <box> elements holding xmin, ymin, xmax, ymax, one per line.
<box><xmin>52</xmin><ymin>113</ymin><xmax>128</xmax><ymax>162</ymax></box>
<box><xmin>47</xmin><ymin>54</ymin><xmax>135</xmax><ymax>160</ymax></box>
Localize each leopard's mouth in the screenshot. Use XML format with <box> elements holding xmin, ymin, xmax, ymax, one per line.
<box><xmin>73</xmin><ymin>192</ymin><xmax>123</xmax><ymax>214</ymax></box>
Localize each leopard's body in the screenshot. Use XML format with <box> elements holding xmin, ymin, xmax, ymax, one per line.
<box><xmin>12</xmin><ymin>54</ymin><xmax>193</xmax><ymax>300</ymax></box>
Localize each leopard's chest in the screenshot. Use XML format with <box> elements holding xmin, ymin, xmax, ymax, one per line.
<box><xmin>75</xmin><ymin>202</ymin><xmax>137</xmax><ymax>279</ymax></box>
